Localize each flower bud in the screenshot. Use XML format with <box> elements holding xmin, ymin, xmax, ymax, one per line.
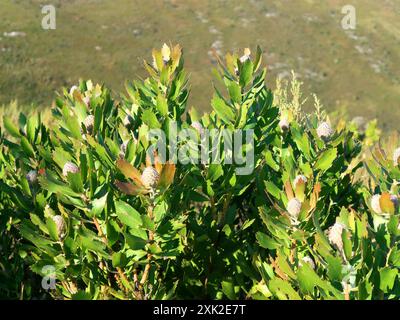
<box><xmin>123</xmin><ymin>114</ymin><xmax>134</xmax><ymax>128</ymax></box>
<box><xmin>371</xmin><ymin>194</ymin><xmax>398</xmax><ymax>214</ymax></box>
<box><xmin>371</xmin><ymin>194</ymin><xmax>382</xmax><ymax>214</ymax></box>
<box><xmin>294</xmin><ymin>175</ymin><xmax>307</xmax><ymax>186</ymax></box>
<box><xmin>63</xmin><ymin>161</ymin><xmax>79</xmax><ymax>177</ymax></box>
<box><xmin>141</xmin><ymin>166</ymin><xmax>160</xmax><ymax>190</ymax></box>
<box><xmin>83</xmin><ymin>115</ymin><xmax>95</xmax><ymax>134</ymax></box>
<box><xmin>69</xmin><ymin>85</ymin><xmax>79</xmax><ymax>96</ymax></box>
<box><xmin>119</xmin><ymin>141</ymin><xmax>128</xmax><ymax>159</ymax></box>
<box><xmin>279</xmin><ymin>117</ymin><xmax>290</xmax><ymax>132</ymax></box>
<box><xmin>191</xmin><ymin>121</ymin><xmax>204</xmax><ymax>136</ymax></box>
<box><xmin>83</xmin><ymin>96</ymin><xmax>90</xmax><ymax>107</ymax></box>
<box><xmin>239</xmin><ymin>48</ymin><xmax>251</xmax><ymax>63</ymax></box>
<box><xmin>328</xmin><ymin>222</ymin><xmax>345</xmax><ymax>252</ymax></box>
<box><xmin>317</xmin><ymin>122</ymin><xmax>333</xmax><ymax>141</ymax></box>
<box><xmin>393</xmin><ymin>147</ymin><xmax>400</xmax><ymax>166</ymax></box>
<box><xmin>300</xmin><ymin>256</ymin><xmax>315</xmax><ymax>270</ymax></box>
<box><xmin>52</xmin><ymin>215</ymin><xmax>66</xmax><ymax>239</ymax></box>
<box><xmin>26</xmin><ymin>170</ymin><xmax>38</xmax><ymax>185</ymax></box>
<box><xmin>287</xmin><ymin>198</ymin><xmax>302</xmax><ymax>219</ymax></box>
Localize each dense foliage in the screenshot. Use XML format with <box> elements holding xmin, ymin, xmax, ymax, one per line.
<box><xmin>1</xmin><ymin>44</ymin><xmax>399</xmax><ymax>300</ymax></box>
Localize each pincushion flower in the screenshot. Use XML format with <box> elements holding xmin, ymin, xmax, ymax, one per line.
<box><xmin>287</xmin><ymin>198</ymin><xmax>302</xmax><ymax>219</ymax></box>
<box><xmin>317</xmin><ymin>121</ymin><xmax>333</xmax><ymax>141</ymax></box>
<box><xmin>141</xmin><ymin>167</ymin><xmax>160</xmax><ymax>189</ymax></box>
<box><xmin>115</xmin><ymin>154</ymin><xmax>176</xmax><ymax>195</ymax></box>
<box><xmin>328</xmin><ymin>222</ymin><xmax>345</xmax><ymax>252</ymax></box>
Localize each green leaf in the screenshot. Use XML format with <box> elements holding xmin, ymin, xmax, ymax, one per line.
<box><xmin>380</xmin><ymin>267</ymin><xmax>398</xmax><ymax>292</ymax></box>
<box><xmin>239</xmin><ymin>59</ymin><xmax>254</xmax><ymax>87</ymax></box>
<box><xmin>115</xmin><ymin>200</ymin><xmax>142</xmax><ymax>229</ymax></box>
<box><xmin>211</xmin><ymin>95</ymin><xmax>235</xmax><ymax>124</ymax></box>
<box><xmin>256</xmin><ymin>232</ymin><xmax>280</xmax><ymax>250</ymax></box>
<box><xmin>222</xmin><ymin>281</ymin><xmax>236</xmax><ymax>299</ymax></box>
<box><xmin>21</xmin><ymin>136</ymin><xmax>35</xmax><ymax>158</ymax></box>
<box><xmin>112</xmin><ymin>252</ymin><xmax>127</xmax><ymax>268</ymax></box>
<box><xmin>315</xmin><ymin>148</ymin><xmax>337</xmax><ymax>171</ymax></box>
<box><xmin>228</xmin><ymin>81</ymin><xmax>241</xmax><ymax>104</ymax></box>
<box><xmin>207</xmin><ymin>164</ymin><xmax>223</xmax><ymax>182</ymax></box>
<box><xmin>156</xmin><ymin>95</ymin><xmax>168</xmax><ymax>116</ymax></box>
<box><xmin>142</xmin><ymin>109</ymin><xmax>161</xmax><ymax>128</ymax></box>
<box><xmin>46</xmin><ymin>217</ymin><xmax>59</xmax><ymax>241</ymax></box>
<box><xmin>3</xmin><ymin>116</ymin><xmax>20</xmax><ymax>138</ymax></box>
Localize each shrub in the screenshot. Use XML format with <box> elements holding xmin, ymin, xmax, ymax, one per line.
<box><xmin>1</xmin><ymin>44</ymin><xmax>399</xmax><ymax>300</ymax></box>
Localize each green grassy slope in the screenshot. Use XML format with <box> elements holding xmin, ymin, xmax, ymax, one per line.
<box><xmin>0</xmin><ymin>0</ymin><xmax>399</xmax><ymax>129</ymax></box>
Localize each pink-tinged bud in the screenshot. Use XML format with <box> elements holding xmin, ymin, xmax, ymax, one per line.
<box><xmin>371</xmin><ymin>194</ymin><xmax>382</xmax><ymax>214</ymax></box>
<box><xmin>62</xmin><ymin>162</ymin><xmax>79</xmax><ymax>177</ymax></box>
<box><xmin>328</xmin><ymin>222</ymin><xmax>345</xmax><ymax>252</ymax></box>
<box><xmin>52</xmin><ymin>215</ymin><xmax>66</xmax><ymax>239</ymax></box>
<box><xmin>69</xmin><ymin>85</ymin><xmax>79</xmax><ymax>96</ymax></box>
<box><xmin>317</xmin><ymin>122</ymin><xmax>333</xmax><ymax>141</ymax></box>
<box><xmin>393</xmin><ymin>148</ymin><xmax>400</xmax><ymax>166</ymax></box>
<box><xmin>26</xmin><ymin>170</ymin><xmax>38</xmax><ymax>185</ymax></box>
<box><xmin>287</xmin><ymin>198</ymin><xmax>302</xmax><ymax>219</ymax></box>
<box><xmin>83</xmin><ymin>115</ymin><xmax>95</xmax><ymax>134</ymax></box>
<box><xmin>141</xmin><ymin>167</ymin><xmax>160</xmax><ymax>190</ymax></box>
<box><xmin>279</xmin><ymin>117</ymin><xmax>290</xmax><ymax>131</ymax></box>
<box><xmin>83</xmin><ymin>96</ymin><xmax>90</xmax><ymax>107</ymax></box>
<box><xmin>191</xmin><ymin>121</ymin><xmax>205</xmax><ymax>136</ymax></box>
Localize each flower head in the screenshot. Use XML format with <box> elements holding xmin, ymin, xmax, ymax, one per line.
<box><xmin>141</xmin><ymin>166</ymin><xmax>160</xmax><ymax>190</ymax></box>
<box><xmin>123</xmin><ymin>114</ymin><xmax>134</xmax><ymax>128</ymax></box>
<box><xmin>63</xmin><ymin>162</ymin><xmax>79</xmax><ymax>177</ymax></box>
<box><xmin>371</xmin><ymin>193</ymin><xmax>398</xmax><ymax>215</ymax></box>
<box><xmin>239</xmin><ymin>48</ymin><xmax>251</xmax><ymax>63</ymax></box>
<box><xmin>115</xmin><ymin>155</ymin><xmax>176</xmax><ymax>196</ymax></box>
<box><xmin>287</xmin><ymin>198</ymin><xmax>302</xmax><ymax>219</ymax></box>
<box><xmin>83</xmin><ymin>115</ymin><xmax>95</xmax><ymax>134</ymax></box>
<box><xmin>294</xmin><ymin>175</ymin><xmax>307</xmax><ymax>186</ymax></box>
<box><xmin>69</xmin><ymin>85</ymin><xmax>79</xmax><ymax>96</ymax></box>
<box><xmin>328</xmin><ymin>222</ymin><xmax>345</xmax><ymax>252</ymax></box>
<box><xmin>191</xmin><ymin>121</ymin><xmax>204</xmax><ymax>136</ymax></box>
<box><xmin>52</xmin><ymin>215</ymin><xmax>66</xmax><ymax>239</ymax></box>
<box><xmin>279</xmin><ymin>117</ymin><xmax>290</xmax><ymax>132</ymax></box>
<box><xmin>371</xmin><ymin>194</ymin><xmax>382</xmax><ymax>214</ymax></box>
<box><xmin>317</xmin><ymin>121</ymin><xmax>333</xmax><ymax>141</ymax></box>
<box><xmin>300</xmin><ymin>256</ymin><xmax>315</xmax><ymax>270</ymax></box>
<box><xmin>26</xmin><ymin>170</ymin><xmax>38</xmax><ymax>185</ymax></box>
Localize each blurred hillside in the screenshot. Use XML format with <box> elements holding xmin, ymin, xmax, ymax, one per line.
<box><xmin>0</xmin><ymin>0</ymin><xmax>399</xmax><ymax>129</ymax></box>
